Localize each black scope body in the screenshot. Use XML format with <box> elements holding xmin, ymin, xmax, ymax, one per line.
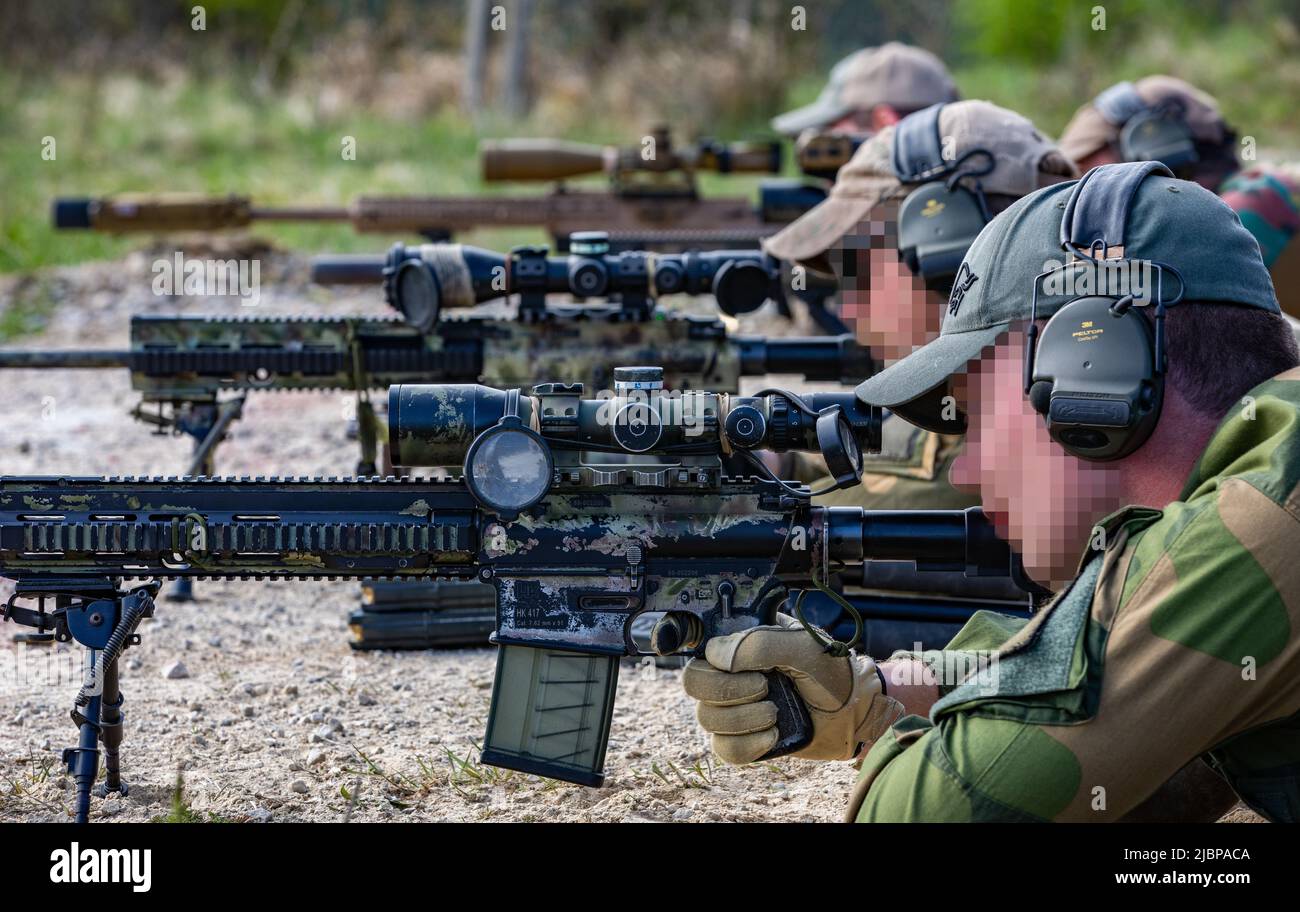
<box><xmin>387</xmin><ymin>379</ymin><xmax>881</xmax><ymax>468</ymax></box>
<box><xmin>756</xmin><ymin>179</ymin><xmax>830</xmax><ymax>223</ymax></box>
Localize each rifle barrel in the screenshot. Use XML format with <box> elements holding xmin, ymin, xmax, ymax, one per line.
<box><xmin>309</xmin><ymin>255</ymin><xmax>387</xmax><ymax>285</ymax></box>
<box><xmin>0</xmin><ymin>350</ymin><xmax>134</xmax><ymax>369</ymax></box>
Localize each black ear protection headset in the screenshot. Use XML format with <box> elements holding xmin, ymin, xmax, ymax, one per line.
<box><xmin>1093</xmin><ymin>82</ymin><xmax>1199</xmax><ymax>177</ymax></box>
<box><xmin>892</xmin><ymin>103</ymin><xmax>995</xmax><ymax>290</ymax></box>
<box><xmin>1023</xmin><ymin>161</ymin><xmax>1186</xmax><ymax>461</ymax></box>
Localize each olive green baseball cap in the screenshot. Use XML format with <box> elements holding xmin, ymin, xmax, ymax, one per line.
<box><xmin>855</xmin><ymin>167</ymin><xmax>1281</xmax><ymax>413</ymax></box>
<box><xmin>771</xmin><ymin>42</ymin><xmax>958</xmax><ymax>136</ymax></box>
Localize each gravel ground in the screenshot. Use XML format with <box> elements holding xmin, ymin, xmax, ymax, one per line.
<box><xmin>0</xmin><ymin>244</ymin><xmax>855</xmax><ymax>822</ymax></box>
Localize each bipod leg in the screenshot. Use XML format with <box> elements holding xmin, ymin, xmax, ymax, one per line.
<box><xmin>170</xmin><ymin>417</ymin><xmax>213</xmax><ymax>603</ymax></box>
<box><xmin>59</xmin><ymin>585</ymin><xmax>156</xmax><ymax>822</ymax></box>
<box><xmin>94</xmin><ymin>657</ymin><xmax>128</xmax><ymax>798</ymax></box>
<box><xmin>64</xmin><ymin>651</ymin><xmax>102</xmax><ymax>824</ymax></box>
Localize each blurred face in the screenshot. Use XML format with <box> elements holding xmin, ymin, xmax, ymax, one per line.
<box><xmin>948</xmin><ymin>328</ymin><xmax>1124</xmax><ymax>589</ymax></box>
<box><xmin>837</xmin><ymin>210</ymin><xmax>945</xmax><ymax>364</ymax></box>
<box><xmin>1077</xmin><ymin>143</ymin><xmax>1220</xmax><ymax>190</ymax></box>
<box><xmin>827</xmin><ymin>103</ymin><xmax>902</xmax><ymax>136</ymax></box>
<box><xmin>1076</xmin><ymin>146</ymin><xmax>1120</xmax><ymax>173</ymax></box>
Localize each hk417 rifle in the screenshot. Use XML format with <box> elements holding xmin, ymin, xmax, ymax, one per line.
<box><xmin>0</xmin><ymin>309</ymin><xmax>867</xmax><ymax>479</ymax></box>
<box><xmin>0</xmin><ymin>371</ymin><xmax>1032</xmax><ymax>821</ymax></box>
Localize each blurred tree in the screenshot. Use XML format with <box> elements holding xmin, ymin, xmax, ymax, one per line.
<box><xmin>463</xmin><ymin>0</ymin><xmax>489</xmax><ymax>115</ymax></box>
<box><xmin>503</xmin><ymin>0</ymin><xmax>537</xmax><ymax>117</ymax></box>
<box><xmin>951</xmin><ymin>0</ymin><xmax>1071</xmax><ymax>65</ymax></box>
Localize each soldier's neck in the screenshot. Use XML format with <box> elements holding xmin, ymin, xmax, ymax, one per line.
<box><xmin>1117</xmin><ymin>386</ymin><xmax>1220</xmax><ymax>510</ymax></box>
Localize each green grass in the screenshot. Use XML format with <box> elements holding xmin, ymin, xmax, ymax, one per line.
<box><xmin>0</xmin><ymin>68</ymin><xmax>775</xmax><ymax>281</ymax></box>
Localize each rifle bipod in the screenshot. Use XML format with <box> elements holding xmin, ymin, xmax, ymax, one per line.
<box><xmin>2</xmin><ymin>580</ymin><xmax>158</xmax><ymax>822</ymax></box>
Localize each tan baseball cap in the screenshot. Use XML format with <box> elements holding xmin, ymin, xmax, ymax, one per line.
<box><xmin>1058</xmin><ymin>75</ymin><xmax>1230</xmax><ymax>163</ymax></box>
<box><xmin>764</xmin><ymin>100</ymin><xmax>1076</xmax><ymax>264</ymax></box>
<box><xmin>771</xmin><ymin>42</ymin><xmax>958</xmax><ymax>136</ymax></box>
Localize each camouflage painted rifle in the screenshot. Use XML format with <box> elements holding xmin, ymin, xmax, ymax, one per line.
<box><xmin>0</xmin><ymin>311</ymin><xmax>869</xmax><ymax>477</ymax></box>
<box><xmin>0</xmin><ymin>374</ymin><xmax>1025</xmax><ymax>821</ymax></box>
<box><xmin>52</xmin><ymin>130</ymin><xmax>823</xmax><ymax>251</ymax></box>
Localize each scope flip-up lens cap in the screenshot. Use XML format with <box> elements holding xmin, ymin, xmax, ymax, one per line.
<box><xmin>393</xmin><ymin>259</ymin><xmax>442</xmax><ymax>333</ymax></box>
<box><xmin>713</xmin><ymin>260</ymin><xmax>772</xmax><ymax>316</ymax></box>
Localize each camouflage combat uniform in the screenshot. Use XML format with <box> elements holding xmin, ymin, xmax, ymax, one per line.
<box><xmin>1220</xmin><ymin>165</ymin><xmax>1300</xmax><ymax>333</ymax></box>
<box><xmin>1219</xmin><ymin>165</ymin><xmax>1300</xmax><ymax>269</ymax></box>
<box><xmin>847</xmin><ymin>367</ymin><xmax>1300</xmax><ymax>822</ymax></box>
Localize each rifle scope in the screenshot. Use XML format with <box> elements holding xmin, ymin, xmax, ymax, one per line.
<box><xmin>311</xmin><ymin>236</ymin><xmax>780</xmax><ymax>331</ymax></box>
<box><xmin>388</xmin><ymin>368</ymin><xmax>881</xmax><ymax>519</ymax></box>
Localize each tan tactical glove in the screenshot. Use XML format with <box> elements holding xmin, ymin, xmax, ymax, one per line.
<box><xmin>682</xmin><ymin>614</ymin><xmax>905</xmax><ymax>765</ymax></box>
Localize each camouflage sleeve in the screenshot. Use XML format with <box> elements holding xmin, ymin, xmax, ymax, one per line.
<box><xmin>847</xmin><ymin>430</ymin><xmax>1300</xmax><ymax>820</ymax></box>
<box><xmin>1219</xmin><ymin>166</ymin><xmax>1300</xmax><ymax>268</ymax></box>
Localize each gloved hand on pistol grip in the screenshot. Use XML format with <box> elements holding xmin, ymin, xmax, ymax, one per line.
<box><xmin>682</xmin><ymin>614</ymin><xmax>904</xmax><ymax>765</ymax></box>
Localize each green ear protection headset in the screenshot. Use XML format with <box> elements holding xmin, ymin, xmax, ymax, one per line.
<box><xmin>1023</xmin><ymin>160</ymin><xmax>1186</xmax><ymax>460</ymax></box>
<box><xmin>1093</xmin><ymin>82</ymin><xmax>1199</xmax><ymax>177</ymax></box>
<box><xmin>892</xmin><ymin>103</ymin><xmax>996</xmax><ymax>291</ymax></box>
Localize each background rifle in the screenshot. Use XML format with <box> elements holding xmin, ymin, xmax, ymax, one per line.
<box><xmin>311</xmin><ymin>235</ymin><xmax>784</xmax><ymax>328</ymax></box>
<box><xmin>51</xmin><ymin>130</ymin><xmax>824</xmax><ymax>251</ymax></box>
<box><xmin>0</xmin><ymin>312</ymin><xmax>869</xmax><ymax>476</ymax></box>
<box><xmin>0</xmin><ymin>374</ymin><xmax>1033</xmax><ymax>821</ymax></box>
<box><xmin>795</xmin><ymin>131</ymin><xmax>865</xmax><ymax>182</ymax></box>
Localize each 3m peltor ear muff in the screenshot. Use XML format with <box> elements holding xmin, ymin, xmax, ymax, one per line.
<box><xmin>1023</xmin><ymin>161</ymin><xmax>1186</xmax><ymax>461</ymax></box>
<box><xmin>1093</xmin><ymin>81</ymin><xmax>1199</xmax><ymax>177</ymax></box>
<box><xmin>892</xmin><ymin>103</ymin><xmax>994</xmax><ymax>290</ymax></box>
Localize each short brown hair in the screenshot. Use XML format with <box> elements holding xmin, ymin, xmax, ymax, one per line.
<box><xmin>1158</xmin><ymin>302</ymin><xmax>1300</xmax><ymax>417</ymax></box>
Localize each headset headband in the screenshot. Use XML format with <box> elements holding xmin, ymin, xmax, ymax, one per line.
<box><xmin>891</xmin><ymin>103</ymin><xmax>948</xmax><ymax>182</ymax></box>
<box><xmin>1059</xmin><ymin>160</ymin><xmax>1174</xmax><ymax>253</ymax></box>
<box><xmin>1093</xmin><ymin>81</ymin><xmax>1148</xmax><ymax>126</ymax></box>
